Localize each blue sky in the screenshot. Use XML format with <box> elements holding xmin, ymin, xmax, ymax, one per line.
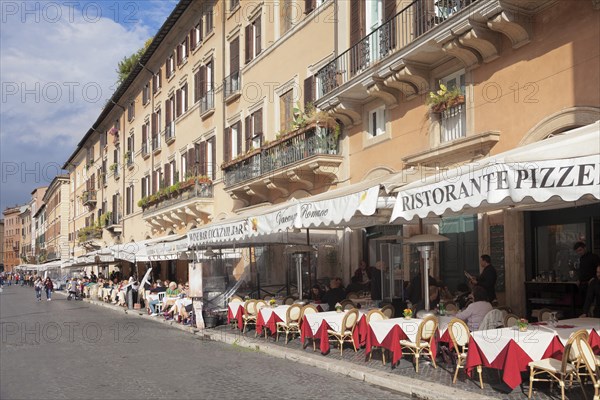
<box><xmin>0</xmin><ymin>0</ymin><xmax>178</xmax><ymax>212</ymax></box>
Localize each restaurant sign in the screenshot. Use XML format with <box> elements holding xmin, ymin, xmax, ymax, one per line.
<box><xmin>187</xmin><ymin>220</ymin><xmax>248</xmax><ymax>247</ymax></box>
<box><xmin>391</xmin><ymin>155</ymin><xmax>600</xmax><ymax>222</ymax></box>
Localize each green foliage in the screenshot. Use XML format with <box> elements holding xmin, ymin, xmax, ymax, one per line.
<box><xmin>116</xmin><ymin>37</ymin><xmax>153</xmax><ymax>85</ymax></box>
<box><xmin>425</xmin><ymin>82</ymin><xmax>463</xmax><ymax>107</ymax></box>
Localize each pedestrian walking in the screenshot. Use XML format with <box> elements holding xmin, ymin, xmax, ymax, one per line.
<box><xmin>44</xmin><ymin>277</ymin><xmax>54</xmax><ymax>301</ymax></box>
<box><xmin>34</xmin><ymin>277</ymin><xmax>43</xmax><ymax>301</ymax></box>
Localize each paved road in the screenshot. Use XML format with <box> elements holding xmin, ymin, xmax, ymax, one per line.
<box><xmin>0</xmin><ymin>286</ymin><xmax>405</xmax><ymax>399</ymax></box>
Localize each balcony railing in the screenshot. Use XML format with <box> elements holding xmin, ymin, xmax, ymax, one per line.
<box><xmin>165</xmin><ymin>122</ymin><xmax>175</xmax><ymax>142</ymax></box>
<box><xmin>316</xmin><ymin>0</ymin><xmax>476</xmax><ymax>97</ymax></box>
<box><xmin>152</xmin><ymin>136</ymin><xmax>161</xmax><ymax>152</ymax></box>
<box><xmin>199</xmin><ymin>90</ymin><xmax>215</xmax><ymax>115</ymax></box>
<box><xmin>223</xmin><ymin>124</ymin><xmax>339</xmax><ymax>187</ymax></box>
<box><xmin>441</xmin><ymin>102</ymin><xmax>466</xmax><ymax>143</ymax></box>
<box><xmin>223</xmin><ymin>71</ymin><xmax>241</xmax><ymax>99</ymax></box>
<box><xmin>142</xmin><ymin>182</ymin><xmax>213</xmax><ymax>216</ymax></box>
<box><xmin>125</xmin><ymin>151</ymin><xmax>134</xmax><ymax>168</ymax></box>
<box><xmin>141</xmin><ymin>142</ymin><xmax>149</xmax><ymax>158</ymax></box>
<box><xmin>82</xmin><ymin>190</ymin><xmax>97</xmax><ymax>206</ymax></box>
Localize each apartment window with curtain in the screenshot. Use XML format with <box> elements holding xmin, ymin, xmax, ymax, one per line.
<box><xmin>245</xmin><ymin>15</ymin><xmax>261</xmax><ymax>64</ymax></box>
<box><xmin>177</xmin><ymin>36</ymin><xmax>189</xmax><ymax>66</ymax></box>
<box><xmin>180</xmin><ymin>152</ymin><xmax>188</xmax><ymax>179</ymax></box>
<box><xmin>126</xmin><ymin>185</ymin><xmax>134</xmax><ymax>215</ymax></box>
<box><xmin>141</xmin><ymin>175</ymin><xmax>150</xmax><ymax>199</ymax></box>
<box><xmin>166</xmin><ymin>54</ymin><xmax>175</xmax><ymax>78</ymax></box>
<box><xmin>165</xmin><ymin>95</ymin><xmax>175</xmax><ymax>139</ymax></box>
<box><xmin>207</xmin><ymin>136</ymin><xmax>216</xmax><ymax>180</ymax></box>
<box><xmin>152</xmin><ymin>69</ymin><xmax>162</xmax><ymax>94</ymax></box>
<box><xmin>279</xmin><ymin>89</ymin><xmax>294</xmax><ymax>133</ymax></box>
<box><xmin>176</xmin><ymin>83</ymin><xmax>188</xmax><ymax>117</ymax></box>
<box><xmin>224</xmin><ymin>122</ymin><xmax>242</xmax><ymax>162</ymax></box>
<box><xmin>190</xmin><ymin>20</ymin><xmax>203</xmax><ymax>50</ymax></box>
<box><xmin>245</xmin><ymin>108</ymin><xmax>263</xmax><ymax>151</ymax></box>
<box><xmin>368</xmin><ymin>106</ymin><xmax>386</xmax><ymax>138</ymax></box>
<box><xmin>228</xmin><ymin>38</ymin><xmax>240</xmax><ymax>96</ymax></box>
<box><xmin>439</xmin><ymin>70</ymin><xmax>466</xmax><ymax>143</ymax></box>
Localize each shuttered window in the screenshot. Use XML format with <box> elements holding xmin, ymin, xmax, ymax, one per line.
<box><xmin>280</xmin><ymin>90</ymin><xmax>294</xmax><ymax>133</ymax></box>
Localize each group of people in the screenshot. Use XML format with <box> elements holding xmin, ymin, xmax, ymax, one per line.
<box><xmin>144</xmin><ymin>280</ymin><xmax>193</xmax><ymax>324</ymax></box>
<box><xmin>33</xmin><ymin>277</ymin><xmax>54</xmax><ymax>301</ymax></box>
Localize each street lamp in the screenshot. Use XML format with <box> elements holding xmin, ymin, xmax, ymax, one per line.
<box><xmin>404</xmin><ymin>233</ymin><xmax>449</xmax><ymax>311</ymax></box>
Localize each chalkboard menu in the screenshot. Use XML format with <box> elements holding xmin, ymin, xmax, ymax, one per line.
<box><xmin>490</xmin><ymin>224</ymin><xmax>505</xmax><ymax>291</ymax></box>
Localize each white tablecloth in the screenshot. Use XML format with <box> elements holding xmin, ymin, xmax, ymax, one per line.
<box><xmin>533</xmin><ymin>317</ymin><xmax>600</xmax><ymax>344</ymax></box>
<box><xmin>258</xmin><ymin>305</ymin><xmax>290</xmax><ymax>323</ymax></box>
<box><xmin>228</xmin><ymin>301</ymin><xmax>243</xmax><ymax>317</ymax></box>
<box><xmin>304</xmin><ymin>310</ymin><xmax>365</xmax><ymax>335</ymax></box>
<box><xmin>471</xmin><ymin>326</ymin><xmax>556</xmax><ymax>363</ymax></box>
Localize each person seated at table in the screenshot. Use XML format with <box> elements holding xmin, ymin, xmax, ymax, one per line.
<box><xmin>322</xmin><ymin>277</ymin><xmax>346</xmax><ymax>310</ymax></box>
<box><xmin>407</xmin><ymin>272</ymin><xmax>439</xmax><ymax>306</ymax></box>
<box><xmin>455</xmin><ymin>285</ymin><xmax>493</xmax><ymax>331</ymax></box>
<box><xmin>166</xmin><ymin>281</ymin><xmax>180</xmax><ymax>297</ymax></box>
<box><xmin>308</xmin><ymin>284</ymin><xmax>324</xmax><ymax>303</ymax></box>
<box><xmin>149</xmin><ymin>280</ymin><xmax>166</xmax><ymax>293</ymax></box>
<box><xmin>454</xmin><ymin>283</ymin><xmax>472</xmax><ymax>310</ymax></box>
<box><xmin>581</xmin><ymin>264</ymin><xmax>600</xmax><ymax>318</ymax></box>
<box><xmin>414</xmin><ymin>285</ymin><xmax>441</xmax><ymax>312</ymax></box>
<box><xmin>352</xmin><ymin>260</ymin><xmax>371</xmax><ymax>291</ymax></box>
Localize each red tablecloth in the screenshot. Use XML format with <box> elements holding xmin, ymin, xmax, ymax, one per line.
<box><xmin>226</xmin><ymin>306</ymin><xmax>245</xmax><ymax>330</ymax></box>
<box><xmin>256</xmin><ymin>311</ymin><xmax>284</xmax><ymax>336</ymax></box>
<box><xmin>465</xmin><ymin>335</ymin><xmax>570</xmax><ymax>389</ymax></box>
<box><xmin>300</xmin><ymin>316</ymin><xmax>360</xmax><ymax>354</ymax></box>
<box><xmin>365</xmin><ymin>324</ymin><xmax>439</xmax><ymax>365</ymax></box>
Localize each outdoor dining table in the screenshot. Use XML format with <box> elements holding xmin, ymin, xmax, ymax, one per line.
<box><xmin>227</xmin><ymin>301</ymin><xmax>245</xmax><ymax>330</ymax></box>
<box><xmin>300</xmin><ymin>310</ymin><xmax>365</xmax><ymax>354</ymax></box>
<box><xmin>365</xmin><ymin>315</ymin><xmax>452</xmax><ymax>365</ymax></box>
<box><xmin>465</xmin><ymin>317</ymin><xmax>600</xmax><ymax>389</ymax></box>
<box><xmin>256</xmin><ymin>305</ymin><xmax>290</xmax><ymax>336</ymax></box>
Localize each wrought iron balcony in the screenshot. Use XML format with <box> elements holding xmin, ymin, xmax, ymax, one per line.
<box><xmin>199</xmin><ymin>90</ymin><xmax>215</xmax><ymax>116</ymax></box>
<box><xmin>82</xmin><ymin>190</ymin><xmax>97</xmax><ymax>207</ymax></box>
<box><xmin>223</xmin><ymin>123</ymin><xmax>340</xmax><ymax>189</ymax></box>
<box><xmin>316</xmin><ymin>0</ymin><xmax>476</xmax><ymax>98</ymax></box>
<box><xmin>165</xmin><ymin>122</ymin><xmax>175</xmax><ymax>143</ymax></box>
<box><xmin>142</xmin><ymin>181</ymin><xmax>213</xmax><ymax>217</ymax></box>
<box><xmin>223</xmin><ymin>71</ymin><xmax>241</xmax><ymax>101</ymax></box>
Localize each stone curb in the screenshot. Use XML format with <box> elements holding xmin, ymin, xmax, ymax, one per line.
<box><xmin>59</xmin><ymin>291</ymin><xmax>495</xmax><ymax>400</ymax></box>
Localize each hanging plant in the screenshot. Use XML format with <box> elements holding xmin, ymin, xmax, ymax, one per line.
<box><xmin>425</xmin><ymin>82</ymin><xmax>465</xmax><ymax>113</ymax></box>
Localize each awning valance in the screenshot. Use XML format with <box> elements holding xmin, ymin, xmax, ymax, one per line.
<box><xmin>386</xmin><ymin>121</ymin><xmax>600</xmax><ymax>222</ymax></box>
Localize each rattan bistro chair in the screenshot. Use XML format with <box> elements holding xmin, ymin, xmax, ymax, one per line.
<box><xmin>327</xmin><ymin>309</ymin><xmax>359</xmax><ymax>355</ymax></box>
<box><xmin>448</xmin><ymin>318</ymin><xmax>483</xmax><ymax>389</ymax></box>
<box><xmin>527</xmin><ymin>329</ymin><xmax>588</xmax><ymax>400</ymax></box>
<box><xmin>400</xmin><ymin>315</ymin><xmax>439</xmax><ymax>373</ymax></box>
<box><xmin>380</xmin><ymin>304</ymin><xmax>395</xmax><ymax>319</ymax></box>
<box><xmin>503</xmin><ymin>313</ymin><xmax>519</xmax><ymax>328</ymax></box>
<box><xmin>576</xmin><ymin>335</ymin><xmax>600</xmax><ymax>400</ymax></box>
<box><xmin>340</xmin><ymin>299</ymin><xmax>355</xmax><ymax>310</ymax></box>
<box><xmin>276</xmin><ymin>304</ymin><xmax>303</xmax><ymax>344</ymax></box>
<box><xmin>242</xmin><ymin>299</ymin><xmax>258</xmax><ymax>334</ymax></box>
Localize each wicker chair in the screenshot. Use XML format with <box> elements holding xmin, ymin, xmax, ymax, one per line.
<box><xmin>283</xmin><ymin>296</ymin><xmax>296</xmax><ymax>305</ymax></box>
<box><xmin>346</xmin><ymin>292</ymin><xmax>359</xmax><ymax>300</ymax></box>
<box><xmin>276</xmin><ymin>304</ymin><xmax>303</xmax><ymax>344</ymax></box>
<box><xmin>242</xmin><ymin>299</ymin><xmax>257</xmax><ymax>334</ymax></box>
<box><xmin>444</xmin><ymin>302</ymin><xmax>458</xmax><ymax>314</ymax></box>
<box><xmin>400</xmin><ymin>315</ymin><xmax>438</xmax><ymax>373</ymax></box>
<box><xmin>229</xmin><ymin>295</ymin><xmax>243</xmax><ymax>302</ymax></box>
<box><xmin>340</xmin><ymin>299</ymin><xmax>355</xmax><ymax>310</ymax></box>
<box><xmin>380</xmin><ymin>304</ymin><xmax>395</xmax><ymax>319</ymax></box>
<box><xmin>327</xmin><ymin>309</ymin><xmax>359</xmax><ymax>355</ymax></box>
<box><xmin>503</xmin><ymin>313</ymin><xmax>519</xmax><ymax>328</ymax></box>
<box><xmin>527</xmin><ymin>329</ymin><xmax>588</xmax><ymax>400</ymax></box>
<box><xmin>537</xmin><ymin>308</ymin><xmax>553</xmax><ymax>322</ymax></box>
<box><xmin>576</xmin><ymin>334</ymin><xmax>599</xmax><ymax>400</ymax></box>
<box><xmin>366</xmin><ymin>309</ymin><xmax>387</xmax><ymax>364</ymax></box>
<box><xmin>448</xmin><ymin>318</ymin><xmax>483</xmax><ymax>389</ymax></box>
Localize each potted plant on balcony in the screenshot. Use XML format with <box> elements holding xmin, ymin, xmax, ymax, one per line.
<box><xmin>425</xmin><ymin>82</ymin><xmax>465</xmax><ymax>113</ymax></box>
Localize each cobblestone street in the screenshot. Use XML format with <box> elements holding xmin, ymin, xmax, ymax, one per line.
<box><xmin>0</xmin><ymin>286</ymin><xmax>404</xmax><ymax>400</ymax></box>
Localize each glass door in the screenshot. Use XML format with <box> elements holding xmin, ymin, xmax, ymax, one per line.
<box><xmin>379</xmin><ymin>243</ymin><xmax>404</xmax><ymax>301</ymax></box>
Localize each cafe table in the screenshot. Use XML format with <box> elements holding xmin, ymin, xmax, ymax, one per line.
<box><xmin>227</xmin><ymin>301</ymin><xmax>245</xmax><ymax>330</ymax></box>
<box><xmin>301</xmin><ymin>310</ymin><xmax>365</xmax><ymax>354</ymax></box>
<box><xmin>365</xmin><ymin>315</ymin><xmax>450</xmax><ymax>365</ymax></box>
<box><xmin>256</xmin><ymin>305</ymin><xmax>290</xmax><ymax>337</ymax></box>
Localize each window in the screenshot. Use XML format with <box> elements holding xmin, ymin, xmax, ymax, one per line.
<box><xmin>279</xmin><ymin>89</ymin><xmax>294</xmax><ymax>133</ymax></box>
<box><xmin>280</xmin><ymin>0</ymin><xmax>292</xmax><ymax>35</ymax></box>
<box><xmin>142</xmin><ymin>83</ymin><xmax>150</xmax><ymax>105</ymax></box>
<box><xmin>224</xmin><ymin>122</ymin><xmax>242</xmax><ymax>162</ymax></box>
<box><xmin>111</xmin><ymin>194</ymin><xmax>120</xmax><ymax>224</ymax></box>
<box><xmin>245</xmin><ymin>16</ymin><xmax>261</xmax><ymax>64</ymax></box>
<box><xmin>190</xmin><ymin>21</ymin><xmax>203</xmax><ymax>49</ymax></box>
<box><xmin>126</xmin><ymin>134</ymin><xmax>134</xmax><ymax>166</ymax></box>
<box><xmin>165</xmin><ymin>95</ymin><xmax>175</xmax><ymax>138</ymax></box>
<box><xmin>440</xmin><ymin>70</ymin><xmax>466</xmax><ymax>143</ymax></box>
<box><xmin>207</xmin><ymin>136</ymin><xmax>216</xmax><ymax>180</ymax></box>
<box><xmin>230</xmin><ymin>0</ymin><xmax>240</xmax><ymax>11</ymax></box>
<box><xmin>176</xmin><ymin>83</ymin><xmax>188</xmax><ymax>117</ymax></box>
<box><xmin>227</xmin><ymin>38</ymin><xmax>240</xmax><ymax>96</ymax></box>
<box><xmin>163</xmin><ymin>160</ymin><xmax>176</xmax><ymax>187</ymax></box>
<box><xmin>152</xmin><ymin>109</ymin><xmax>161</xmax><ymax>150</ymax></box>
<box><xmin>152</xmin><ymin>69</ymin><xmax>162</xmax><ymax>94</ymax></box>
<box><xmin>245</xmin><ymin>109</ymin><xmax>263</xmax><ymax>151</ymax></box>
<box><xmin>141</xmin><ymin>175</ymin><xmax>150</xmax><ymax>198</ymax></box>
<box><xmin>166</xmin><ymin>54</ymin><xmax>175</xmax><ymax>78</ymax></box>
<box><xmin>180</xmin><ymin>152</ymin><xmax>188</xmax><ymax>180</ymax></box>
<box><xmin>205</xmin><ymin>6</ymin><xmax>214</xmax><ymax>34</ymax></box>
<box><xmin>305</xmin><ymin>0</ymin><xmax>326</xmax><ymax>14</ymax></box>
<box><xmin>127</xmin><ymin>101</ymin><xmax>135</xmax><ymax>122</ymax></box>
<box><xmin>368</xmin><ymin>106</ymin><xmax>386</xmax><ymax>137</ymax></box>
<box><xmin>142</xmin><ymin>121</ymin><xmax>150</xmax><ymax>155</ymax></box>
<box><xmin>126</xmin><ymin>185</ymin><xmax>134</xmax><ymax>215</ymax></box>
<box><xmin>177</xmin><ymin>36</ymin><xmax>189</xmax><ymax>66</ymax></box>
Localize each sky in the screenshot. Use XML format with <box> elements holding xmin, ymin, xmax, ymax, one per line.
<box><xmin>0</xmin><ymin>0</ymin><xmax>178</xmax><ymax>213</ymax></box>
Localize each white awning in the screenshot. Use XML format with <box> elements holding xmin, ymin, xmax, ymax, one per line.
<box><xmin>187</xmin><ymin>177</ymin><xmax>385</xmax><ymax>248</ymax></box>
<box><xmin>386</xmin><ymin>121</ymin><xmax>600</xmax><ymax>222</ymax></box>
<box><xmin>141</xmin><ymin>237</ymin><xmax>189</xmax><ymax>261</ymax></box>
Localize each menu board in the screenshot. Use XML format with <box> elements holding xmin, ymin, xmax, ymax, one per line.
<box><xmin>490</xmin><ymin>225</ymin><xmax>505</xmax><ymax>291</ymax></box>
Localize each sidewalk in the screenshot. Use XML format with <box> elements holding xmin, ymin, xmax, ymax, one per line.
<box><xmin>62</xmin><ymin>292</ymin><xmax>589</xmax><ymax>400</ymax></box>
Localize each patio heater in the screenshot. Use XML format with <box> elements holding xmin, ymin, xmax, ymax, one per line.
<box><xmin>292</xmin><ymin>253</ymin><xmax>304</xmax><ymax>301</ymax></box>
<box><xmin>404</xmin><ymin>233</ymin><xmax>449</xmax><ymax>311</ymax></box>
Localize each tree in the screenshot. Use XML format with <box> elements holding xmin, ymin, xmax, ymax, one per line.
<box><xmin>116</xmin><ymin>38</ymin><xmax>153</xmax><ymax>84</ymax></box>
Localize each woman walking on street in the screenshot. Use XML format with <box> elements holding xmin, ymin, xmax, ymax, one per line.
<box><xmin>34</xmin><ymin>277</ymin><xmax>43</xmax><ymax>301</ymax></box>
<box><xmin>44</xmin><ymin>277</ymin><xmax>53</xmax><ymax>301</ymax></box>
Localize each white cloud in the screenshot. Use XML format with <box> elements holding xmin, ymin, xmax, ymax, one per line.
<box><xmin>0</xmin><ymin>1</ymin><xmax>175</xmax><ymax>210</ymax></box>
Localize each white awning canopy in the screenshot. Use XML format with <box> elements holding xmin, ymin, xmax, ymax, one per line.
<box><xmin>187</xmin><ymin>177</ymin><xmax>385</xmax><ymax>248</ymax></box>
<box><xmin>385</xmin><ymin>121</ymin><xmax>600</xmax><ymax>222</ymax></box>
